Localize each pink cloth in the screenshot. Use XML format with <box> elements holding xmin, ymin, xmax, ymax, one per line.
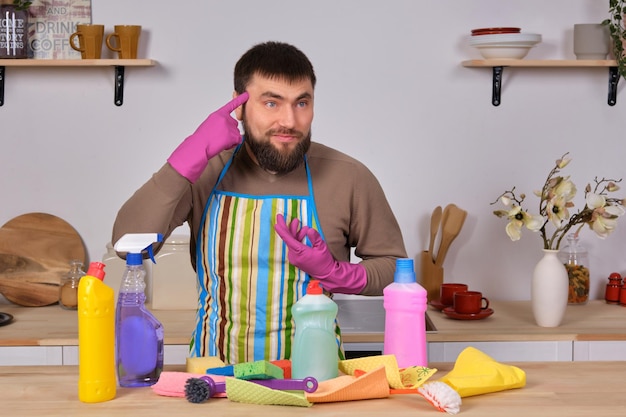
<box><xmin>151</xmin><ymin>372</ymin><xmax>227</xmax><ymax>398</ymax></box>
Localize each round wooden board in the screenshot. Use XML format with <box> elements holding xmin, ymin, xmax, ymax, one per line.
<box><xmin>0</xmin><ymin>213</ymin><xmax>86</xmax><ymax>307</ymax></box>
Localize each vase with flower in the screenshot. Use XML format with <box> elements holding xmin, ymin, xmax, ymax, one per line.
<box><xmin>492</xmin><ymin>153</ymin><xmax>625</xmax><ymax>327</ymax></box>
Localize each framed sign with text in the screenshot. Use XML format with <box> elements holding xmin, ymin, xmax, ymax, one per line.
<box><xmin>28</xmin><ymin>0</ymin><xmax>92</xmax><ymax>59</ymax></box>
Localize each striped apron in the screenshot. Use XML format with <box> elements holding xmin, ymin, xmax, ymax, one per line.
<box><xmin>190</xmin><ymin>146</ymin><xmax>342</xmax><ymax>364</ymax></box>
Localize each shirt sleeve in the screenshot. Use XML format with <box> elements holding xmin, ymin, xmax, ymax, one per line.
<box><xmin>348</xmin><ymin>163</ymin><xmax>408</xmax><ymax>296</ymax></box>
<box><xmin>111</xmin><ymin>163</ymin><xmax>193</xmax><ymax>253</ymax></box>
<box><xmin>309</xmin><ymin>146</ymin><xmax>408</xmax><ymax>296</ymax></box>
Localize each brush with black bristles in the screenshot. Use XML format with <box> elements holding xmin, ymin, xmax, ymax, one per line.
<box><xmin>184</xmin><ymin>376</ymin><xmax>226</xmax><ymax>403</ymax></box>
<box><xmin>184</xmin><ymin>375</ymin><xmax>319</xmax><ymax>403</ymax></box>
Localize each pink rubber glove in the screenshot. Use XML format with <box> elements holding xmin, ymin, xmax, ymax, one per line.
<box><xmin>167</xmin><ymin>92</ymin><xmax>249</xmax><ymax>183</ymax></box>
<box><xmin>274</xmin><ymin>214</ymin><xmax>367</xmax><ymax>294</ymax></box>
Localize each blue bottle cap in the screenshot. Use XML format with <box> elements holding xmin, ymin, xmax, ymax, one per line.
<box><xmin>394</xmin><ymin>258</ymin><xmax>416</xmax><ymax>283</ymax></box>
<box><xmin>126</xmin><ymin>252</ymin><xmax>143</xmax><ymax>266</ymax></box>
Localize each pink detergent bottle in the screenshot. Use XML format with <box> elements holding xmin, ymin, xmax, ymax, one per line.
<box><xmin>383</xmin><ymin>258</ymin><xmax>428</xmax><ymax>368</ymax></box>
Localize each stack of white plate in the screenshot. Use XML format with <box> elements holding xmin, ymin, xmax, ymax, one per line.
<box><xmin>469</xmin><ymin>33</ymin><xmax>542</xmax><ymax>59</ymax></box>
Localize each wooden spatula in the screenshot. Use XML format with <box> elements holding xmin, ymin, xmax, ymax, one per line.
<box><xmin>434</xmin><ymin>204</ymin><xmax>467</xmax><ymax>267</ymax></box>
<box><xmin>428</xmin><ymin>206</ymin><xmax>442</xmax><ymax>262</ymax></box>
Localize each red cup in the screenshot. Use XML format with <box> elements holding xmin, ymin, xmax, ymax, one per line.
<box><xmin>439</xmin><ymin>283</ymin><xmax>469</xmax><ymax>306</ymax></box>
<box><xmin>453</xmin><ymin>291</ymin><xmax>489</xmax><ymax>314</ymax></box>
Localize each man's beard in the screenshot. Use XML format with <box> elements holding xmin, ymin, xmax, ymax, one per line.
<box><xmin>243</xmin><ymin>121</ymin><xmax>311</xmax><ymax>174</ymax></box>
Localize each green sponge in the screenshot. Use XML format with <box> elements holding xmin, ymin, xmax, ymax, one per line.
<box><xmin>234</xmin><ymin>360</ymin><xmax>284</xmax><ymax>380</ymax></box>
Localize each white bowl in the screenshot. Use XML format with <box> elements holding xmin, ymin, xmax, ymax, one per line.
<box><xmin>468</xmin><ymin>33</ymin><xmax>542</xmax><ymax>45</ymax></box>
<box><xmin>473</xmin><ymin>45</ymin><xmax>534</xmax><ymax>60</ymax></box>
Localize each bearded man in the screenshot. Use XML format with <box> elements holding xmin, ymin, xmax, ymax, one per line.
<box><xmin>112</xmin><ymin>41</ymin><xmax>407</xmax><ymax>364</ymax></box>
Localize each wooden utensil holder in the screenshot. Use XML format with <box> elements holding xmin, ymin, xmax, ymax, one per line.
<box><xmin>419</xmin><ymin>251</ymin><xmax>444</xmax><ymax>302</ymax></box>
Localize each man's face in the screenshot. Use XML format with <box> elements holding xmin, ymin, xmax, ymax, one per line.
<box><xmin>236</xmin><ymin>74</ymin><xmax>314</xmax><ymax>174</ymax></box>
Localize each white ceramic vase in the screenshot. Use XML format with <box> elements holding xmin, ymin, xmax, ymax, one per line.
<box><xmin>531</xmin><ymin>249</ymin><xmax>569</xmax><ymax>327</ymax></box>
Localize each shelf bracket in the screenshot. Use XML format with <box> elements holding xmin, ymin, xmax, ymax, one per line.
<box><xmin>0</xmin><ymin>66</ymin><xmax>5</xmax><ymax>107</ymax></box>
<box><xmin>491</xmin><ymin>66</ymin><xmax>503</xmax><ymax>106</ymax></box>
<box><xmin>114</xmin><ymin>65</ymin><xmax>125</xmax><ymax>106</ymax></box>
<box><xmin>608</xmin><ymin>66</ymin><xmax>619</xmax><ymax>106</ymax></box>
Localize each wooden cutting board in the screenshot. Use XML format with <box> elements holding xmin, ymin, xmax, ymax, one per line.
<box><xmin>0</xmin><ymin>213</ymin><xmax>86</xmax><ymax>307</ymax></box>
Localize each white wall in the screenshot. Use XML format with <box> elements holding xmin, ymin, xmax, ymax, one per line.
<box><xmin>1</xmin><ymin>0</ymin><xmax>624</xmax><ymax>302</ymax></box>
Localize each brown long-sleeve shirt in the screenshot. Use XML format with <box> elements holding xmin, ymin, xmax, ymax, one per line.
<box><xmin>112</xmin><ymin>142</ymin><xmax>407</xmax><ymax>295</ymax></box>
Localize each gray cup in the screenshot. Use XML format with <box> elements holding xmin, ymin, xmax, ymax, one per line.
<box><xmin>573</xmin><ymin>24</ymin><xmax>610</xmax><ymax>59</ymax></box>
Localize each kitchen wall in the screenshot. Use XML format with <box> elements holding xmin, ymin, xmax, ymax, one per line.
<box><xmin>1</xmin><ymin>0</ymin><xmax>624</xmax><ymax>302</ymax></box>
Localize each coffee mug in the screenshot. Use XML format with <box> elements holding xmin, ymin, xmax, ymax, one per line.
<box><xmin>453</xmin><ymin>291</ymin><xmax>489</xmax><ymax>315</ymax></box>
<box><xmin>69</xmin><ymin>24</ymin><xmax>105</xmax><ymax>59</ymax></box>
<box><xmin>439</xmin><ymin>283</ymin><xmax>469</xmax><ymax>306</ymax></box>
<box><xmin>106</xmin><ymin>25</ymin><xmax>142</xmax><ymax>59</ymax></box>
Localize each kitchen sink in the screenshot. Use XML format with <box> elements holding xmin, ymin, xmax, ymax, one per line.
<box><xmin>335</xmin><ymin>298</ymin><xmax>436</xmax><ymax>334</ymax></box>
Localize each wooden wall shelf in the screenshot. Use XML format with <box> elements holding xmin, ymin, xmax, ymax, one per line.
<box><xmin>0</xmin><ymin>59</ymin><xmax>157</xmax><ymax>106</ymax></box>
<box><xmin>461</xmin><ymin>59</ymin><xmax>620</xmax><ymax>106</ymax></box>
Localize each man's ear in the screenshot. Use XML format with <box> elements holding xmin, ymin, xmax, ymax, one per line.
<box><xmin>233</xmin><ymin>91</ymin><xmax>244</xmax><ymax>121</ymax></box>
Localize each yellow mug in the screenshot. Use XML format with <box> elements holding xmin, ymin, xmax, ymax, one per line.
<box><xmin>106</xmin><ymin>25</ymin><xmax>142</xmax><ymax>59</ymax></box>
<box><xmin>69</xmin><ymin>24</ymin><xmax>105</xmax><ymax>59</ymax></box>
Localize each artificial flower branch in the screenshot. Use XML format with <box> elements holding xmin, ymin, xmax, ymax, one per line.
<box><xmin>492</xmin><ymin>153</ymin><xmax>625</xmax><ymax>250</ymax></box>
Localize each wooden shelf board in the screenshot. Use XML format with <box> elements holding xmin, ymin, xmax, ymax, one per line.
<box><xmin>462</xmin><ymin>59</ymin><xmax>617</xmax><ymax>68</ymax></box>
<box><xmin>0</xmin><ymin>59</ymin><xmax>156</xmax><ymax>67</ymax></box>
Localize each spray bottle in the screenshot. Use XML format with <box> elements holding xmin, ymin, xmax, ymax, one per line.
<box><xmin>113</xmin><ymin>233</ymin><xmax>165</xmax><ymax>387</ymax></box>
<box><xmin>291</xmin><ymin>279</ymin><xmax>339</xmax><ymax>382</ymax></box>
<box><xmin>383</xmin><ymin>258</ymin><xmax>428</xmax><ymax>368</ymax></box>
<box><xmin>77</xmin><ymin>261</ymin><xmax>116</xmax><ymax>403</ymax></box>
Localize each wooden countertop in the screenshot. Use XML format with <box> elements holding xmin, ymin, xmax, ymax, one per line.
<box><xmin>426</xmin><ymin>299</ymin><xmax>626</xmax><ymax>342</ymax></box>
<box><xmin>1</xmin><ymin>299</ymin><xmax>625</xmax><ymax>347</ymax></box>
<box><xmin>2</xmin><ymin>361</ymin><xmax>626</xmax><ymax>416</ymax></box>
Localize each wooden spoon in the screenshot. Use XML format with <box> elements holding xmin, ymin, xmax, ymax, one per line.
<box><xmin>434</xmin><ymin>205</ymin><xmax>467</xmax><ymax>267</ymax></box>
<box><xmin>428</xmin><ymin>206</ymin><xmax>442</xmax><ymax>262</ymax></box>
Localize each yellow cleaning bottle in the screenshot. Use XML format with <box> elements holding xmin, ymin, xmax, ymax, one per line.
<box><xmin>77</xmin><ymin>262</ymin><xmax>116</xmax><ymax>403</ymax></box>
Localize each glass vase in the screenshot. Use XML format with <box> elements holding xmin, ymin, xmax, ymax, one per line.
<box><xmin>559</xmin><ymin>234</ymin><xmax>590</xmax><ymax>305</ymax></box>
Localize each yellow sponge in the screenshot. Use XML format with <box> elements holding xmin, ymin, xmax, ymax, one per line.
<box><xmin>185</xmin><ymin>356</ymin><xmax>225</xmax><ymax>374</ymax></box>
<box><xmin>234</xmin><ymin>360</ymin><xmax>284</xmax><ymax>380</ymax></box>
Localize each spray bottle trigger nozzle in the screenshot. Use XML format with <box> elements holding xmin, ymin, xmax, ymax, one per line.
<box><xmin>147</xmin><ymin>245</ymin><xmax>156</xmax><ymax>264</ymax></box>
<box><xmin>146</xmin><ymin>233</ymin><xmax>163</xmax><ymax>264</ymax></box>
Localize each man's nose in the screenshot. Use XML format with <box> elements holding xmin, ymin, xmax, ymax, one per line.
<box><xmin>277</xmin><ymin>105</ymin><xmax>296</xmax><ymax>128</ymax></box>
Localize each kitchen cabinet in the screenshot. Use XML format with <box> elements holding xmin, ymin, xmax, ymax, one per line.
<box><xmin>1</xmin><ymin>300</ymin><xmax>625</xmax><ymax>365</ymax></box>
<box><xmin>0</xmin><ymin>59</ymin><xmax>157</xmax><ymax>106</ymax></box>
<box><xmin>462</xmin><ymin>59</ymin><xmax>620</xmax><ymax>106</ymax></box>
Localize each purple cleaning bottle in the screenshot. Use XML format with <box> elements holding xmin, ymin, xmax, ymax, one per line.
<box><xmin>114</xmin><ymin>233</ymin><xmax>164</xmax><ymax>387</ymax></box>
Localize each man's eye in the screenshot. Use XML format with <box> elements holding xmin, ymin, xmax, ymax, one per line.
<box><xmin>265</xmin><ymin>102</ymin><xmax>276</xmax><ymax>108</ymax></box>
<box><xmin>297</xmin><ymin>101</ymin><xmax>308</xmax><ymax>108</ymax></box>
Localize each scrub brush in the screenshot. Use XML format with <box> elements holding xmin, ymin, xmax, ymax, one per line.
<box><xmin>185</xmin><ymin>376</ymin><xmax>225</xmax><ymax>403</ymax></box>
<box><xmin>184</xmin><ymin>376</ymin><xmax>319</xmax><ymax>403</ymax></box>
<box><xmin>352</xmin><ymin>367</ymin><xmax>461</xmax><ymax>414</ymax></box>
<box><xmin>391</xmin><ymin>381</ymin><xmax>461</xmax><ymax>414</ymax></box>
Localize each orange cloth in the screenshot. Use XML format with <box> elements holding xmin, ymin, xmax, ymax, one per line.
<box><xmin>306</xmin><ymin>366</ymin><xmax>390</xmax><ymax>403</ymax></box>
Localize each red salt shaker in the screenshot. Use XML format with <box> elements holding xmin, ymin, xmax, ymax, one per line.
<box><xmin>606</xmin><ymin>272</ymin><xmax>622</xmax><ymax>304</ymax></box>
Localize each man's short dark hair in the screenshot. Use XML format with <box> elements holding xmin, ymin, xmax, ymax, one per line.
<box><xmin>234</xmin><ymin>41</ymin><xmax>316</xmax><ymax>93</ymax></box>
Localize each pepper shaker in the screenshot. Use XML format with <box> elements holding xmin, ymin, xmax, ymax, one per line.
<box><xmin>620</xmin><ymin>275</ymin><xmax>626</xmax><ymax>307</ymax></box>
<box><xmin>605</xmin><ymin>272</ymin><xmax>622</xmax><ymax>304</ymax></box>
